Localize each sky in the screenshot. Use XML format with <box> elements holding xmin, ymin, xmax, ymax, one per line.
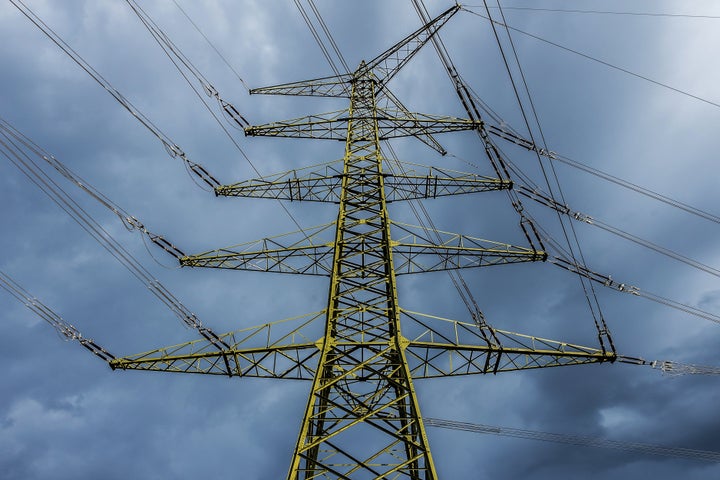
<box><xmin>1</xmin><ymin>1</ymin><xmax>719</xmax><ymax>479</ymax></box>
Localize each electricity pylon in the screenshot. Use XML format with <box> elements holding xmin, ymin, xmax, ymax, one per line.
<box><xmin>110</xmin><ymin>5</ymin><xmax>616</xmax><ymax>478</ymax></box>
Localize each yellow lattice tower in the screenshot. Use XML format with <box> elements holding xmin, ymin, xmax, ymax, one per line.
<box><xmin>110</xmin><ymin>6</ymin><xmax>615</xmax><ymax>478</ymax></box>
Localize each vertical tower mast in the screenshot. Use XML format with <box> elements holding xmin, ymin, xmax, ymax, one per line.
<box><xmin>109</xmin><ymin>5</ymin><xmax>617</xmax><ymax>478</ymax></box>
<box><xmin>289</xmin><ymin>67</ymin><xmax>436</xmax><ymax>478</ymax></box>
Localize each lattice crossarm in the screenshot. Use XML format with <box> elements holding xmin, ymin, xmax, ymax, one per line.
<box><xmin>215</xmin><ymin>160</ymin><xmax>344</xmax><ymax>201</ymax></box>
<box><xmin>250</xmin><ymin>74</ymin><xmax>353</xmax><ymax>98</ymax></box>
<box><xmin>245</xmin><ymin>110</ymin><xmax>350</xmax><ymax>140</ymax></box>
<box><xmin>391</xmin><ymin>242</ymin><xmax>546</xmax><ymax>274</ymax></box>
<box><xmin>110</xmin><ymin>312</ymin><xmax>327</xmax><ymax>379</ymax></box>
<box><xmin>245</xmin><ymin>109</ymin><xmax>481</xmax><ymax>143</ymax></box>
<box><xmin>389</xmin><ymin>222</ymin><xmax>546</xmax><ymax>273</ymax></box>
<box><xmin>405</xmin><ymin>340</ymin><xmax>616</xmax><ymax>378</ymax></box>
<box><xmin>215</xmin><ymin>171</ymin><xmax>510</xmax><ymax>203</ymax></box>
<box><xmin>385</xmin><ymin>172</ymin><xmax>511</xmax><ymax>201</ymax></box>
<box><xmin>398</xmin><ymin>310</ymin><xmax>616</xmax><ymax>378</ymax></box>
<box><xmin>216</xmin><ymin>175</ymin><xmax>342</xmax><ymax>202</ymax></box>
<box><xmin>110</xmin><ymin>343</ymin><xmax>319</xmax><ymax>379</ymax></box>
<box><xmin>180</xmin><ymin>244</ymin><xmax>334</xmax><ymax>275</ymax></box>
<box><xmin>178</xmin><ymin>223</ymin><xmax>336</xmax><ymax>275</ymax></box>
<box><xmin>375</xmin><ymin>109</ymin><xmax>482</xmax><ymax>139</ymax></box>
<box><xmin>364</xmin><ymin>4</ymin><xmax>461</xmax><ymax>88</ymax></box>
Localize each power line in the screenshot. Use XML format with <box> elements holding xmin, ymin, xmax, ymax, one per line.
<box><xmin>125</xmin><ymin>0</ymin><xmax>250</xmax><ymax>130</ymax></box>
<box><xmin>462</xmin><ymin>7</ymin><xmax>720</xmax><ymax>111</ymax></box>
<box><xmin>306</xmin><ymin>0</ymin><xmax>351</xmax><ymax>73</ymax></box>
<box><xmin>8</xmin><ymin>0</ymin><xmax>221</xmax><ymax>191</ymax></box>
<box><xmin>0</xmin><ymin>269</ymin><xmax>115</xmax><ymax>362</ymax></box>
<box><xmin>0</xmin><ymin>118</ymin><xmax>231</xmax><ymax>349</ymax></box>
<box><xmin>124</xmin><ymin>0</ymin><xmax>311</xmax><ymax>239</ymax></box>
<box><xmin>425</xmin><ymin>417</ymin><xmax>720</xmax><ymax>462</ymax></box>
<box><xmin>170</xmin><ymin>0</ymin><xmax>250</xmax><ymax>91</ymax></box>
<box><xmin>551</xmin><ymin>152</ymin><xmax>720</xmax><ymax>225</ymax></box>
<box><xmin>478</xmin><ymin>6</ymin><xmax>720</xmax><ymax>20</ymax></box>
<box><xmin>451</xmin><ymin>143</ymin><xmax>720</xmax><ymax>309</ymax></box>
<box><xmin>293</xmin><ymin>0</ymin><xmax>346</xmax><ymax>79</ymax></box>
<box><xmin>481</xmin><ymin>0</ymin><xmax>612</xmax><ymax>351</ymax></box>
<box><xmin>515</xmin><ymin>185</ymin><xmax>720</xmax><ymax>279</ymax></box>
<box><xmin>480</xmin><ymin>126</ymin><xmax>720</xmax><ymax>225</ymax></box>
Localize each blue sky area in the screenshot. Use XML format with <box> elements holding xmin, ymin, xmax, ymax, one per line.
<box><xmin>1</xmin><ymin>1</ymin><xmax>719</xmax><ymax>479</ymax></box>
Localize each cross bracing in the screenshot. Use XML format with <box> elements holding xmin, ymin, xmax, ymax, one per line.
<box><xmin>6</xmin><ymin>1</ymin><xmax>720</xmax><ymax>479</ymax></box>
<box><xmin>110</xmin><ymin>310</ymin><xmax>616</xmax><ymax>379</ymax></box>
<box><xmin>106</xmin><ymin>5</ymin><xmax>617</xmax><ymax>478</ymax></box>
<box><xmin>178</xmin><ymin>222</ymin><xmax>545</xmax><ymax>276</ymax></box>
<box><xmin>215</xmin><ymin>159</ymin><xmax>512</xmax><ymax>203</ymax></box>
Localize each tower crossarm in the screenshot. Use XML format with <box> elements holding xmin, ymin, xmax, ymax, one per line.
<box><xmin>178</xmin><ymin>223</ymin><xmax>335</xmax><ymax>275</ymax></box>
<box><xmin>111</xmin><ymin>341</ymin><xmax>319</xmax><ymax>378</ymax></box>
<box><xmin>362</xmin><ymin>4</ymin><xmax>460</xmax><ymax>90</ymax></box>
<box><xmin>407</xmin><ymin>339</ymin><xmax>615</xmax><ymax>378</ymax></box>
<box><xmin>109</xmin><ymin>312</ymin><xmax>326</xmax><ymax>379</ymax></box>
<box><xmin>215</xmin><ymin>164</ymin><xmax>511</xmax><ymax>203</ymax></box>
<box><xmin>247</xmin><ymin>4</ymin><xmax>460</xmax><ymax>100</ymax></box>
<box><xmin>391</xmin><ymin>222</ymin><xmax>546</xmax><ymax>274</ymax></box>
<box><xmin>244</xmin><ymin>109</ymin><xmax>481</xmax><ymax>141</ymax></box>
<box><xmin>399</xmin><ymin>310</ymin><xmax>616</xmax><ymax>378</ymax></box>
<box><xmin>178</xmin><ymin>224</ymin><xmax>542</xmax><ymax>276</ymax></box>
<box><xmin>180</xmin><ymin>244</ymin><xmax>334</xmax><ymax>275</ymax></box>
<box><xmin>250</xmin><ymin>74</ymin><xmax>353</xmax><ymax>98</ymax></box>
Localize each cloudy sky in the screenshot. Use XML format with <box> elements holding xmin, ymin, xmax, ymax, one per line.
<box><xmin>1</xmin><ymin>1</ymin><xmax>719</xmax><ymax>478</ymax></box>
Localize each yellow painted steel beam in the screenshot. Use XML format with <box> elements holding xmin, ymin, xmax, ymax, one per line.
<box><xmin>179</xmin><ymin>240</ymin><xmax>544</xmax><ymax>275</ymax></box>
<box><xmin>105</xmin><ymin>3</ymin><xmax>621</xmax><ymax>477</ymax></box>
<box><xmin>244</xmin><ymin>109</ymin><xmax>481</xmax><ymax>141</ymax></box>
<box><xmin>177</xmin><ymin>221</ymin><xmax>545</xmax><ymax>276</ymax></box>
<box><xmin>215</xmin><ymin>171</ymin><xmax>510</xmax><ymax>203</ymax></box>
<box><xmin>285</xmin><ymin>66</ymin><xmax>439</xmax><ymax>478</ymax></box>
<box><xmin>110</xmin><ymin>312</ymin><xmax>325</xmax><ymax>379</ymax></box>
<box><xmin>250</xmin><ymin>74</ymin><xmax>353</xmax><ymax>98</ymax></box>
<box><xmin>248</xmin><ymin>4</ymin><xmax>460</xmax><ymax>101</ymax></box>
<box><xmin>406</xmin><ymin>341</ymin><xmax>615</xmax><ymax>378</ymax></box>
<box><xmin>109</xmin><ymin>310</ymin><xmax>614</xmax><ymax>380</ymax></box>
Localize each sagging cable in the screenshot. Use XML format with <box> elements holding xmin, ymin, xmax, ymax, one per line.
<box><xmin>0</xmin><ymin>119</ymin><xmax>223</xmax><ymax>340</ymax></box>
<box><xmin>125</xmin><ymin>0</ymin><xmax>250</xmax><ymax>130</ymax></box>
<box><xmin>9</xmin><ymin>0</ymin><xmax>222</xmax><ymax>189</ymax></box>
<box><xmin>0</xmin><ymin>118</ymin><xmax>187</xmax><ymax>259</ymax></box>
<box><xmin>494</xmin><ymin>127</ymin><xmax>720</xmax><ymax>226</ymax></box>
<box><xmin>651</xmin><ymin>360</ymin><xmax>720</xmax><ymax>376</ymax></box>
<box><xmin>0</xmin><ymin>269</ymin><xmax>116</xmax><ymax>362</ymax></box>
<box><xmin>619</xmin><ymin>355</ymin><xmax>720</xmax><ymax>376</ymax></box>
<box><xmin>517</xmin><ymin>185</ymin><xmax>720</xmax><ymax>278</ymax></box>
<box><xmin>548</xmin><ymin>249</ymin><xmax>720</xmax><ymax>325</ymax></box>
<box><xmin>426</xmin><ymin>416</ymin><xmax>720</xmax><ymax>462</ymax></box>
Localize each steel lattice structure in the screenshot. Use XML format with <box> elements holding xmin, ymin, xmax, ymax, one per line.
<box><xmin>109</xmin><ymin>6</ymin><xmax>616</xmax><ymax>478</ymax></box>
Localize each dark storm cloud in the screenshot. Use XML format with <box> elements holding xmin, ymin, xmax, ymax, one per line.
<box><xmin>1</xmin><ymin>1</ymin><xmax>719</xmax><ymax>479</ymax></box>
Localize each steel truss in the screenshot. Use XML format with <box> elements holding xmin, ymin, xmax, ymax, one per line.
<box><xmin>111</xmin><ymin>5</ymin><xmax>616</xmax><ymax>478</ymax></box>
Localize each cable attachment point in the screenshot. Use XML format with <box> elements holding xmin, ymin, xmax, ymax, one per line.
<box><xmin>123</xmin><ymin>215</ymin><xmax>186</xmax><ymax>260</ymax></box>
<box><xmin>182</xmin><ymin>156</ymin><xmax>222</xmax><ymax>188</ymax></box>
<box><xmin>203</xmin><ymin>82</ymin><xmax>219</xmax><ymax>98</ymax></box>
<box><xmin>79</xmin><ymin>338</ymin><xmax>116</xmax><ymax>362</ymax></box>
<box><xmin>148</xmin><ymin>233</ymin><xmax>186</xmax><ymax>260</ymax></box>
<box><xmin>573</xmin><ymin>211</ymin><xmax>593</xmax><ymax>224</ymax></box>
<box><xmin>219</xmin><ymin>98</ymin><xmax>251</xmax><ymax>129</ymax></box>
<box><xmin>536</xmin><ymin>147</ymin><xmax>557</xmax><ymax>159</ymax></box>
<box><xmin>162</xmin><ymin>141</ymin><xmax>184</xmax><ymax>159</ymax></box>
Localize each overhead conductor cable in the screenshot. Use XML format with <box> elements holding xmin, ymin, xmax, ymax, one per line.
<box><xmin>0</xmin><ymin>119</ymin><xmax>229</xmax><ymax>351</ymax></box>
<box><xmin>9</xmin><ymin>0</ymin><xmax>221</xmax><ymax>190</ymax></box>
